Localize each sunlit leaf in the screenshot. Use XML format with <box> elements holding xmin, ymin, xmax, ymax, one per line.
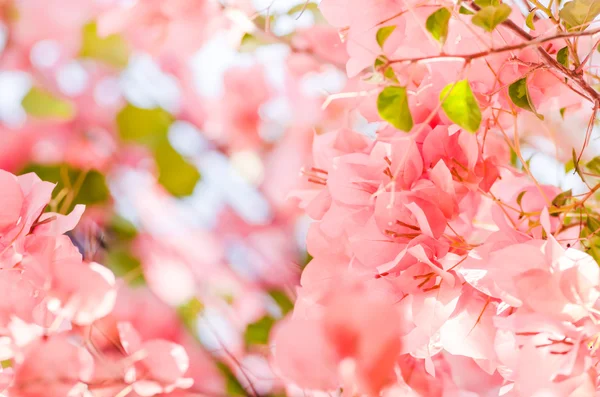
<box><xmin>526</xmin><ymin>10</ymin><xmax>537</xmax><ymax>29</ymax></box>
<box><xmin>552</xmin><ymin>189</ymin><xmax>572</xmax><ymax>207</ymax></box>
<box><xmin>116</xmin><ymin>104</ymin><xmax>174</xmax><ymax>145</ymax></box>
<box><xmin>108</xmin><ymin>214</ymin><xmax>138</xmax><ymax>241</ymax></box>
<box><xmin>586</xmin><ymin>156</ymin><xmax>600</xmax><ymax>174</ymax></box>
<box><xmin>572</xmin><ymin>148</ymin><xmax>585</xmax><ymax>179</ymax></box>
<box><xmin>376</xmin><ymin>26</ymin><xmax>396</xmax><ymax>48</ymax></box>
<box><xmin>105</xmin><ymin>248</ymin><xmax>145</xmax><ymax>286</ymax></box>
<box><xmin>80</xmin><ymin>22</ymin><xmax>129</xmax><ymax>68</ymax></box>
<box><xmin>440</xmin><ymin>80</ymin><xmax>482</xmax><ymax>133</ymax></box>
<box><xmin>117</xmin><ymin>105</ymin><xmax>199</xmax><ymax>197</ymax></box>
<box><xmin>565</xmin><ymin>158</ymin><xmax>575</xmax><ymax>173</ymax></box>
<box><xmin>508</xmin><ymin>78</ymin><xmax>544</xmax><ymax>120</ymax></box>
<box><xmin>426</xmin><ymin>8</ymin><xmax>451</xmax><ymax>42</ymax></box>
<box><xmin>216</xmin><ymin>362</ymin><xmax>247</xmax><ymax>397</ymax></box>
<box><xmin>516</xmin><ymin>190</ymin><xmax>527</xmax><ymax>206</ymax></box>
<box><xmin>557</xmin><ymin>46</ymin><xmax>570</xmax><ymax>67</ymax></box>
<box><xmin>268</xmin><ymin>289</ymin><xmax>294</xmax><ymax>316</ymax></box>
<box><xmin>559</xmin><ymin>0</ymin><xmax>600</xmax><ymax>30</ymax></box>
<box><xmin>460</xmin><ymin>6</ymin><xmax>475</xmax><ymax>14</ymax></box>
<box><xmin>472</xmin><ymin>4</ymin><xmax>512</xmax><ymax>32</ymax></box>
<box><xmin>377</xmin><ymin>86</ymin><xmax>413</xmax><ymax>132</ymax></box>
<box><xmin>153</xmin><ymin>139</ymin><xmax>201</xmax><ymax>197</ymax></box>
<box><xmin>244</xmin><ymin>315</ymin><xmax>275</xmax><ymax>346</ymax></box>
<box><xmin>177</xmin><ymin>297</ymin><xmax>204</xmax><ymax>333</ymax></box>
<box><xmin>475</xmin><ymin>0</ymin><xmax>500</xmax><ymax>6</ymax></box>
<box><xmin>21</xmin><ymin>164</ymin><xmax>109</xmax><ymax>212</ymax></box>
<box><xmin>22</xmin><ymin>87</ymin><xmax>75</xmax><ymax>120</ymax></box>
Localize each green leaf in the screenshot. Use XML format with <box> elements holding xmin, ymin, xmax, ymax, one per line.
<box><xmin>439</xmin><ymin>80</ymin><xmax>482</xmax><ymax>133</ymax></box>
<box><xmin>384</xmin><ymin>67</ymin><xmax>399</xmax><ymax>83</ymax></box>
<box><xmin>475</xmin><ymin>0</ymin><xmax>500</xmax><ymax>6</ymax></box>
<box><xmin>374</xmin><ymin>55</ymin><xmax>388</xmax><ymax>69</ymax></box>
<box><xmin>239</xmin><ymin>33</ymin><xmax>266</xmax><ymax>52</ymax></box>
<box><xmin>572</xmin><ymin>148</ymin><xmax>585</xmax><ymax>179</ymax></box>
<box><xmin>559</xmin><ymin>0</ymin><xmax>600</xmax><ymax>30</ymax></box>
<box><xmin>116</xmin><ymin>104</ymin><xmax>174</xmax><ymax>146</ymax></box>
<box><xmin>557</xmin><ymin>46</ymin><xmax>570</xmax><ymax>67</ymax></box>
<box><xmin>216</xmin><ymin>362</ymin><xmax>247</xmax><ymax>397</ymax></box>
<box><xmin>472</xmin><ymin>4</ymin><xmax>512</xmax><ymax>32</ymax></box>
<box><xmin>560</xmin><ymin>107</ymin><xmax>567</xmax><ymax>118</ymax></box>
<box><xmin>565</xmin><ymin>158</ymin><xmax>575</xmax><ymax>173</ymax></box>
<box><xmin>508</xmin><ymin>77</ymin><xmax>544</xmax><ymax>119</ymax></box>
<box><xmin>177</xmin><ymin>297</ymin><xmax>204</xmax><ymax>333</ymax></box>
<box><xmin>153</xmin><ymin>139</ymin><xmax>201</xmax><ymax>197</ymax></box>
<box><xmin>552</xmin><ymin>189</ymin><xmax>572</xmax><ymax>207</ymax></box>
<box><xmin>377</xmin><ymin>86</ymin><xmax>413</xmax><ymax>132</ymax></box>
<box><xmin>116</xmin><ymin>105</ymin><xmax>199</xmax><ymax>197</ymax></box>
<box><xmin>376</xmin><ymin>26</ymin><xmax>396</xmax><ymax>48</ymax></box>
<box><xmin>510</xmin><ymin>147</ymin><xmax>519</xmax><ymax>167</ymax></box>
<box><xmin>244</xmin><ymin>315</ymin><xmax>275</xmax><ymax>346</ymax></box>
<box><xmin>105</xmin><ymin>248</ymin><xmax>145</xmax><ymax>286</ymax></box>
<box><xmin>586</xmin><ymin>156</ymin><xmax>600</xmax><ymax>174</ymax></box>
<box><xmin>287</xmin><ymin>2</ymin><xmax>320</xmax><ymax>15</ymax></box>
<box><xmin>268</xmin><ymin>289</ymin><xmax>294</xmax><ymax>316</ymax></box>
<box><xmin>426</xmin><ymin>8</ymin><xmax>451</xmax><ymax>42</ymax></box>
<box><xmin>587</xmin><ymin>215</ymin><xmax>600</xmax><ymax>232</ymax></box>
<box><xmin>80</xmin><ymin>22</ymin><xmax>129</xmax><ymax>68</ymax></box>
<box><xmin>526</xmin><ymin>10</ymin><xmax>537</xmax><ymax>29</ymax></box>
<box><xmin>22</xmin><ymin>87</ymin><xmax>75</xmax><ymax>120</ymax></box>
<box><xmin>108</xmin><ymin>214</ymin><xmax>138</xmax><ymax>241</ymax></box>
<box><xmin>20</xmin><ymin>164</ymin><xmax>109</xmax><ymax>212</ymax></box>
<box><xmin>516</xmin><ymin>190</ymin><xmax>527</xmax><ymax>206</ymax></box>
<box><xmin>460</xmin><ymin>6</ymin><xmax>475</xmax><ymax>14</ymax></box>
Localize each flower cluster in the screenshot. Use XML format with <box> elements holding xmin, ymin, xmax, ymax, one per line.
<box><xmin>271</xmin><ymin>0</ymin><xmax>600</xmax><ymax>396</ymax></box>
<box><xmin>0</xmin><ymin>170</ymin><xmax>192</xmax><ymax>396</ymax></box>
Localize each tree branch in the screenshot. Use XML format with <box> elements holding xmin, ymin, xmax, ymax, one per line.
<box><xmin>387</xmin><ymin>27</ymin><xmax>600</xmax><ymax>68</ymax></box>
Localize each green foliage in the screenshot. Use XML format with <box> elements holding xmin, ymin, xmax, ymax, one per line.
<box><xmin>108</xmin><ymin>214</ymin><xmax>138</xmax><ymax>241</ymax></box>
<box><xmin>153</xmin><ymin>140</ymin><xmax>201</xmax><ymax>197</ymax></box>
<box><xmin>376</xmin><ymin>26</ymin><xmax>396</xmax><ymax>48</ymax></box>
<box><xmin>268</xmin><ymin>289</ymin><xmax>294</xmax><ymax>316</ymax></box>
<box><xmin>80</xmin><ymin>22</ymin><xmax>129</xmax><ymax>68</ymax></box>
<box><xmin>105</xmin><ymin>248</ymin><xmax>145</xmax><ymax>286</ymax></box>
<box><xmin>472</xmin><ymin>4</ymin><xmax>512</xmax><ymax>32</ymax></box>
<box><xmin>572</xmin><ymin>148</ymin><xmax>585</xmax><ymax>180</ymax></box>
<box><xmin>177</xmin><ymin>297</ymin><xmax>205</xmax><ymax>333</ymax></box>
<box><xmin>516</xmin><ymin>190</ymin><xmax>527</xmax><ymax>207</ymax></box>
<box><xmin>377</xmin><ymin>86</ymin><xmax>413</xmax><ymax>132</ymax></box>
<box><xmin>580</xmin><ymin>213</ymin><xmax>600</xmax><ymax>264</ymax></box>
<box><xmin>459</xmin><ymin>6</ymin><xmax>475</xmax><ymax>15</ymax></box>
<box><xmin>559</xmin><ymin>0</ymin><xmax>600</xmax><ymax>30</ymax></box>
<box><xmin>426</xmin><ymin>8</ymin><xmax>451</xmax><ymax>42</ymax></box>
<box><xmin>244</xmin><ymin>315</ymin><xmax>275</xmax><ymax>346</ymax></box>
<box><xmin>216</xmin><ymin>362</ymin><xmax>247</xmax><ymax>397</ymax></box>
<box><xmin>557</xmin><ymin>46</ymin><xmax>570</xmax><ymax>68</ymax></box>
<box><xmin>552</xmin><ymin>189</ymin><xmax>573</xmax><ymax>207</ymax></box>
<box><xmin>21</xmin><ymin>164</ymin><xmax>109</xmax><ymax>212</ymax></box>
<box><xmin>525</xmin><ymin>10</ymin><xmax>536</xmax><ymax>29</ymax></box>
<box><xmin>439</xmin><ymin>80</ymin><xmax>482</xmax><ymax>133</ymax></box>
<box><xmin>475</xmin><ymin>0</ymin><xmax>500</xmax><ymax>6</ymax></box>
<box><xmin>565</xmin><ymin>158</ymin><xmax>575</xmax><ymax>173</ymax></box>
<box><xmin>116</xmin><ymin>104</ymin><xmax>200</xmax><ymax>197</ymax></box>
<box><xmin>21</xmin><ymin>87</ymin><xmax>74</xmax><ymax>120</ymax></box>
<box><xmin>586</xmin><ymin>156</ymin><xmax>600</xmax><ymax>174</ymax></box>
<box><xmin>508</xmin><ymin>78</ymin><xmax>543</xmax><ymax>119</ymax></box>
<box><xmin>117</xmin><ymin>104</ymin><xmax>174</xmax><ymax>145</ymax></box>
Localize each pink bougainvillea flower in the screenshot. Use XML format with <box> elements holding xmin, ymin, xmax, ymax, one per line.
<box><xmin>117</xmin><ymin>322</ymin><xmax>193</xmax><ymax>396</ymax></box>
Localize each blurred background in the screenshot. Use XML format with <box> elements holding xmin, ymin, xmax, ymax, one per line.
<box><xmin>0</xmin><ymin>0</ymin><xmax>352</xmax><ymax>394</ymax></box>
<box><xmin>1</xmin><ymin>0</ymin><xmax>600</xmax><ymax>395</ymax></box>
